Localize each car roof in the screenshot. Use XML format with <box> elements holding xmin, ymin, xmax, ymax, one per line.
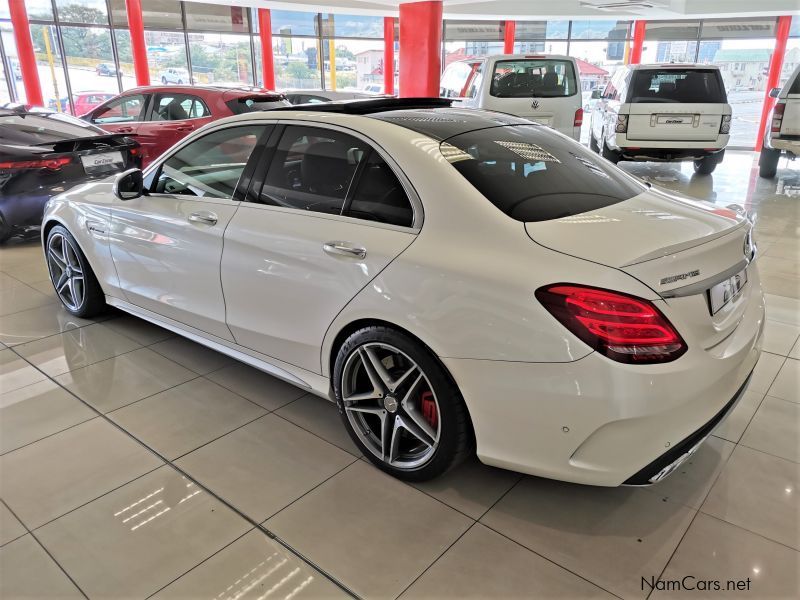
<box><xmin>123</xmin><ymin>85</ymin><xmax>284</xmax><ymax>98</ymax></box>
<box><xmin>631</xmin><ymin>63</ymin><xmax>721</xmax><ymax>70</ymax></box>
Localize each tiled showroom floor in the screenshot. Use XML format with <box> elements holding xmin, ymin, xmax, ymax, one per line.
<box><xmin>1</xmin><ymin>151</ymin><xmax>798</xmax><ymax>599</ymax></box>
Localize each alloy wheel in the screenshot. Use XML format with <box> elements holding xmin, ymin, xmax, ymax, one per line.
<box><xmin>341</xmin><ymin>342</ymin><xmax>441</xmax><ymax>470</ymax></box>
<box><xmin>47</xmin><ymin>233</ymin><xmax>85</xmax><ymax>311</ymax></box>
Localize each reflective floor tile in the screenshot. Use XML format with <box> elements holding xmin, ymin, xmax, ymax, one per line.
<box><xmin>0</xmin><ymin>282</ymin><xmax>55</xmax><ymax>317</ymax></box>
<box><xmin>741</xmin><ymin>396</ymin><xmax>799</xmax><ymax>463</ymax></box>
<box><xmin>1</xmin><ymin>259</ymin><xmax>51</xmax><ymax>285</ymax></box>
<box><xmin>747</xmin><ymin>352</ymin><xmax>786</xmax><ymax>395</ymax></box>
<box><xmin>0</xmin><ymin>347</ymin><xmax>46</xmax><ymax>394</ymax></box>
<box><xmin>702</xmin><ymin>446</ymin><xmax>800</xmax><ymax>550</ymax></box>
<box><xmin>102</xmin><ymin>313</ymin><xmax>174</xmax><ymax>346</ymax></box>
<box><xmin>402</xmin><ymin>523</ymin><xmax>613</xmax><ymax>599</ymax></box>
<box><xmin>110</xmin><ymin>378</ymin><xmax>266</xmax><ymax>460</ymax></box>
<box><xmin>153</xmin><ymin>528</ymin><xmax>348</xmax><ymax>600</ymax></box>
<box><xmin>26</xmin><ymin>279</ymin><xmax>57</xmax><ymax>298</ymax></box>
<box><xmin>0</xmin><ymin>379</ymin><xmax>95</xmax><ymax>454</ymax></box>
<box><xmin>0</xmin><ymin>418</ymin><xmax>162</xmax><ymax>529</ymax></box>
<box><xmin>412</xmin><ymin>456</ymin><xmax>522</xmax><ymax>520</ymax></box>
<box><xmin>36</xmin><ymin>466</ymin><xmax>251</xmax><ymax>599</ymax></box>
<box><xmin>15</xmin><ymin>322</ymin><xmax>141</xmax><ymax>377</ymax></box>
<box><xmin>790</xmin><ymin>339</ymin><xmax>800</xmax><ymax>360</ymax></box>
<box><xmin>177</xmin><ymin>414</ymin><xmax>355</xmax><ymax>522</ymax></box>
<box><xmin>150</xmin><ymin>336</ymin><xmax>234</xmax><ymax>374</ymax></box>
<box><xmin>207</xmin><ymin>362</ymin><xmax>307</xmax><ymax>411</ymax></box>
<box><xmin>652</xmin><ymin>513</ymin><xmax>800</xmax><ymax>599</ymax></box>
<box><xmin>0</xmin><ymin>503</ymin><xmax>26</xmax><ymax>547</ymax></box>
<box><xmin>481</xmin><ymin>477</ymin><xmax>696</xmax><ymax>599</ymax></box>
<box><xmin>713</xmin><ymin>390</ymin><xmax>765</xmax><ymax>443</ymax></box>
<box><xmin>644</xmin><ymin>436</ymin><xmax>735</xmax><ymax>510</ymax></box>
<box><xmin>762</xmin><ymin>320</ymin><xmax>800</xmax><ymax>356</ymax></box>
<box><xmin>266</xmin><ymin>460</ymin><xmax>472</xmax><ymax>599</ymax></box>
<box><xmin>767</xmin><ymin>358</ymin><xmax>800</xmax><ymax>403</ymax></box>
<box><xmin>765</xmin><ymin>294</ymin><xmax>800</xmax><ymax>327</ymax></box>
<box><xmin>0</xmin><ymin>535</ymin><xmax>83</xmax><ymax>599</ymax></box>
<box><xmin>0</xmin><ymin>304</ymin><xmax>93</xmax><ymax>346</ymax></box>
<box><xmin>54</xmin><ymin>347</ymin><xmax>197</xmax><ymax>413</ymax></box>
<box><xmin>274</xmin><ymin>394</ymin><xmax>361</xmax><ymax>456</ymax></box>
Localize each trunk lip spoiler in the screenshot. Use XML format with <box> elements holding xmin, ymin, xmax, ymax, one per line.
<box><xmin>659</xmin><ymin>257</ymin><xmax>750</xmax><ymax>299</ymax></box>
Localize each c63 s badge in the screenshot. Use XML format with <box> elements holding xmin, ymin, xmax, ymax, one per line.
<box><xmin>660</xmin><ymin>269</ymin><xmax>700</xmax><ymax>286</ymax></box>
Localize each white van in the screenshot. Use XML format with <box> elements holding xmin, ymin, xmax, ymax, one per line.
<box><xmin>759</xmin><ymin>64</ymin><xmax>800</xmax><ymax>178</ymax></box>
<box><xmin>589</xmin><ymin>64</ymin><xmax>731</xmax><ymax>174</ymax></box>
<box><xmin>440</xmin><ymin>54</ymin><xmax>583</xmax><ymax>140</ymax></box>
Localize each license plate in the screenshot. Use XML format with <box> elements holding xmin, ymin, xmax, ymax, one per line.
<box><xmin>80</xmin><ymin>151</ymin><xmax>123</xmax><ymax>174</ymax></box>
<box><xmin>657</xmin><ymin>114</ymin><xmax>693</xmax><ymax>125</ymax></box>
<box><xmin>708</xmin><ymin>268</ymin><xmax>747</xmax><ymax>315</ymax></box>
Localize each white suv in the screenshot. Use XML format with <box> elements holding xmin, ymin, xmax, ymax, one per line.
<box><xmin>759</xmin><ymin>64</ymin><xmax>800</xmax><ymax>178</ymax></box>
<box><xmin>440</xmin><ymin>54</ymin><xmax>583</xmax><ymax>140</ymax></box>
<box><xmin>160</xmin><ymin>68</ymin><xmax>191</xmax><ymax>85</ymax></box>
<box><xmin>589</xmin><ymin>64</ymin><xmax>731</xmax><ymax>174</ymax></box>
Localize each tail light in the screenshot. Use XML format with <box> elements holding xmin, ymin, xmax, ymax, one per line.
<box><xmin>536</xmin><ymin>284</ymin><xmax>687</xmax><ymax>364</ymax></box>
<box><xmin>771</xmin><ymin>103</ymin><xmax>785</xmax><ymax>133</ymax></box>
<box><xmin>720</xmin><ymin>114</ymin><xmax>731</xmax><ymax>134</ymax></box>
<box><xmin>0</xmin><ymin>156</ymin><xmax>72</xmax><ymax>171</ymax></box>
<box><xmin>573</xmin><ymin>108</ymin><xmax>583</xmax><ymax>127</ymax></box>
<box><xmin>615</xmin><ymin>114</ymin><xmax>628</xmax><ymax>133</ymax></box>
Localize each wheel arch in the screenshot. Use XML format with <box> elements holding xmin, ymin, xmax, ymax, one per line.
<box><xmin>41</xmin><ymin>217</ymin><xmax>108</xmax><ymax>296</ymax></box>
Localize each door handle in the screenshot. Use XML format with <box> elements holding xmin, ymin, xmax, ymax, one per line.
<box><xmin>188</xmin><ymin>211</ymin><xmax>218</xmax><ymax>226</ymax></box>
<box><xmin>117</xmin><ymin>127</ymin><xmax>133</xmax><ymax>133</ymax></box>
<box><xmin>176</xmin><ymin>125</ymin><xmax>194</xmax><ymax>132</ymax></box>
<box><xmin>323</xmin><ymin>241</ymin><xmax>366</xmax><ymax>259</ymax></box>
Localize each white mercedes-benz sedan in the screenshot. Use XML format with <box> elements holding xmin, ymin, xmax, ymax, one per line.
<box><xmin>41</xmin><ymin>98</ymin><xmax>764</xmax><ymax>485</ymax></box>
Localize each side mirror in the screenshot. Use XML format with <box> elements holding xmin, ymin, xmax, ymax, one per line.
<box><xmin>113</xmin><ymin>168</ymin><xmax>144</xmax><ymax>200</ymax></box>
<box><xmin>591</xmin><ymin>89</ymin><xmax>603</xmax><ymax>99</ymax></box>
<box><xmin>769</xmin><ymin>87</ymin><xmax>780</xmax><ymax>98</ymax></box>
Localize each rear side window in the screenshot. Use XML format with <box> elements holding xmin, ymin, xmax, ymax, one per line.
<box><xmin>440</xmin><ymin>62</ymin><xmax>483</xmax><ymax>99</ymax></box>
<box><xmin>152</xmin><ymin>94</ymin><xmax>210</xmax><ymax>121</ymax></box>
<box><xmin>442</xmin><ymin>125</ymin><xmax>644</xmax><ymax>222</ymax></box>
<box><xmin>343</xmin><ymin>152</ymin><xmax>413</xmax><ymax>227</ymax></box>
<box><xmin>627</xmin><ymin>69</ymin><xmax>726</xmax><ymax>104</ymax></box>
<box><xmin>92</xmin><ymin>94</ymin><xmax>146</xmax><ymax>124</ymax></box>
<box><xmin>490</xmin><ymin>59</ymin><xmax>577</xmax><ymax>98</ymax></box>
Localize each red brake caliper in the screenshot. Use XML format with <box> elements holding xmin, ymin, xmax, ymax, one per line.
<box><xmin>420</xmin><ymin>391</ymin><xmax>438</xmax><ymax>429</ymax></box>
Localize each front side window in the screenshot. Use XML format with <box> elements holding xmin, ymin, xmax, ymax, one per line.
<box><xmin>627</xmin><ymin>69</ymin><xmax>727</xmax><ymax>103</ymax></box>
<box><xmin>152</xmin><ymin>126</ymin><xmax>268</xmax><ymax>198</ymax></box>
<box><xmin>92</xmin><ymin>94</ymin><xmax>146</xmax><ymax>124</ymax></box>
<box><xmin>490</xmin><ymin>59</ymin><xmax>578</xmax><ymax>98</ymax></box>
<box><xmin>442</xmin><ymin>125</ymin><xmax>644</xmax><ymax>222</ymax></box>
<box><xmin>343</xmin><ymin>152</ymin><xmax>413</xmax><ymax>227</ymax></box>
<box><xmin>152</xmin><ymin>94</ymin><xmax>211</xmax><ymax>121</ymax></box>
<box><xmin>258</xmin><ymin>126</ymin><xmax>368</xmax><ymax>215</ymax></box>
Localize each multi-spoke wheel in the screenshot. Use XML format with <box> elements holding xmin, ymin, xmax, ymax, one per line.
<box><xmin>45</xmin><ymin>225</ymin><xmax>106</xmax><ymax>318</ymax></box>
<box><xmin>334</xmin><ymin>327</ymin><xmax>473</xmax><ymax>481</ymax></box>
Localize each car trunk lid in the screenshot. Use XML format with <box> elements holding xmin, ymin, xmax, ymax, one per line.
<box><xmin>780</xmin><ymin>96</ymin><xmax>800</xmax><ymax>135</ymax></box>
<box><xmin>626</xmin><ymin>103</ymin><xmax>723</xmax><ymax>141</ymax></box>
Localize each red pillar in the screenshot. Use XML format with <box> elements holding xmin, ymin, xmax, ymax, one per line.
<box><xmin>8</xmin><ymin>0</ymin><xmax>43</xmax><ymax>106</ymax></box>
<box><xmin>258</xmin><ymin>9</ymin><xmax>276</xmax><ymax>90</ymax></box>
<box><xmin>755</xmin><ymin>16</ymin><xmax>792</xmax><ymax>152</ymax></box>
<box><xmin>125</xmin><ymin>0</ymin><xmax>150</xmax><ymax>86</ymax></box>
<box><xmin>629</xmin><ymin>20</ymin><xmax>646</xmax><ymax>65</ymax></box>
<box><xmin>399</xmin><ymin>1</ymin><xmax>442</xmax><ymax>97</ymax></box>
<box><xmin>503</xmin><ymin>21</ymin><xmax>516</xmax><ymax>54</ymax></box>
<box><xmin>384</xmin><ymin>17</ymin><xmax>395</xmax><ymax>95</ymax></box>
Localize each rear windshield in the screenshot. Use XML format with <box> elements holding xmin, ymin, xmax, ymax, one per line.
<box><xmin>442</xmin><ymin>125</ymin><xmax>644</xmax><ymax>222</ymax></box>
<box><xmin>627</xmin><ymin>69</ymin><xmax>726</xmax><ymax>103</ymax></box>
<box><xmin>0</xmin><ymin>112</ymin><xmax>105</xmax><ymax>145</ymax></box>
<box><xmin>226</xmin><ymin>97</ymin><xmax>289</xmax><ymax>114</ymax></box>
<box><xmin>490</xmin><ymin>59</ymin><xmax>577</xmax><ymax>98</ymax></box>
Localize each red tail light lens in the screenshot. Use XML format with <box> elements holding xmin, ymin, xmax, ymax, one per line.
<box><xmin>536</xmin><ymin>284</ymin><xmax>687</xmax><ymax>364</ymax></box>
<box><xmin>573</xmin><ymin>108</ymin><xmax>584</xmax><ymax>127</ymax></box>
<box><xmin>771</xmin><ymin>103</ymin><xmax>785</xmax><ymax>133</ymax></box>
<box><xmin>0</xmin><ymin>156</ymin><xmax>72</xmax><ymax>171</ymax></box>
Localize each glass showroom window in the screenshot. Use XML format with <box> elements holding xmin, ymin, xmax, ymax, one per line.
<box><xmin>145</xmin><ymin>30</ymin><xmax>190</xmax><ymax>85</ymax></box>
<box><xmin>1</xmin><ymin>23</ymin><xmax>24</xmax><ymax>103</ymax></box>
<box><xmin>274</xmin><ymin>36</ymin><xmax>322</xmax><ymax>89</ymax></box>
<box><xmin>443</xmin><ymin>20</ymin><xmax>504</xmax><ymax>67</ymax></box>
<box><xmin>60</xmin><ymin>26</ymin><xmax>121</xmax><ymax>98</ymax></box>
<box><xmin>109</xmin><ymin>0</ymin><xmax>182</xmax><ymax>29</ymax></box>
<box><xmin>29</xmin><ymin>23</ymin><xmax>73</xmax><ymax>114</ymax></box>
<box><xmin>113</xmin><ymin>29</ymin><xmax>139</xmax><ymax>91</ymax></box>
<box><xmin>190</xmin><ymin>33</ymin><xmax>254</xmax><ymax>86</ymax></box>
<box><xmin>323</xmin><ymin>38</ymin><xmax>384</xmax><ymax>91</ymax></box>
<box><xmin>271</xmin><ymin>10</ymin><xmax>318</xmax><ymax>37</ymax></box>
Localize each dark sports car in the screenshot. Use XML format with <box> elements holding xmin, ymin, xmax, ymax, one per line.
<box><xmin>0</xmin><ymin>107</ymin><xmax>141</xmax><ymax>243</ymax></box>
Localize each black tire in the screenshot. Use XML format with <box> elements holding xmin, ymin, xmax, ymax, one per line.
<box><xmin>693</xmin><ymin>155</ymin><xmax>718</xmax><ymax>175</ymax></box>
<box><xmin>333</xmin><ymin>326</ymin><xmax>473</xmax><ymax>481</ymax></box>
<box><xmin>177</xmin><ymin>79</ymin><xmax>183</xmax><ymax>85</ymax></box>
<box><xmin>759</xmin><ymin>147</ymin><xmax>780</xmax><ymax>179</ymax></box>
<box><xmin>602</xmin><ymin>139</ymin><xmax>620</xmax><ymax>164</ymax></box>
<box><xmin>0</xmin><ymin>213</ymin><xmax>12</xmax><ymax>244</ymax></box>
<box><xmin>45</xmin><ymin>225</ymin><xmax>106</xmax><ymax>318</ymax></box>
<box><xmin>589</xmin><ymin>130</ymin><xmax>600</xmax><ymax>153</ymax></box>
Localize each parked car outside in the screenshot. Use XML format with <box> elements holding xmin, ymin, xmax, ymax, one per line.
<box><xmin>43</xmin><ymin>98</ymin><xmax>763</xmax><ymax>485</ymax></box>
<box><xmin>589</xmin><ymin>64</ymin><xmax>731</xmax><ymax>174</ymax></box>
<box><xmin>440</xmin><ymin>54</ymin><xmax>584</xmax><ymax>140</ymax></box>
<box><xmin>759</xmin><ymin>64</ymin><xmax>800</xmax><ymax>178</ymax></box>
<box><xmin>46</xmin><ymin>97</ymin><xmax>70</xmax><ymax>113</ymax></box>
<box><xmin>282</xmin><ymin>89</ymin><xmax>389</xmax><ymax>104</ymax></box>
<box><xmin>96</xmin><ymin>62</ymin><xmax>122</xmax><ymax>77</ymax></box>
<box><xmin>0</xmin><ymin>107</ymin><xmax>140</xmax><ymax>243</ymax></box>
<box><xmin>73</xmin><ymin>91</ymin><xmax>116</xmax><ymax>116</ymax></box>
<box><xmin>159</xmin><ymin>68</ymin><xmax>192</xmax><ymax>85</ymax></box>
<box><xmin>83</xmin><ymin>85</ymin><xmax>290</xmax><ymax>166</ymax></box>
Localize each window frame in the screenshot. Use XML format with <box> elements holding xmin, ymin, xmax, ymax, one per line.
<box><xmin>244</xmin><ymin>120</ymin><xmax>423</xmax><ymax>232</ymax></box>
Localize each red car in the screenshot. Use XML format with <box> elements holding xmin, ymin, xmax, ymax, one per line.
<box><xmin>82</xmin><ymin>85</ymin><xmax>290</xmax><ymax>166</ymax></box>
<box><xmin>73</xmin><ymin>91</ymin><xmax>116</xmax><ymax>116</ymax></box>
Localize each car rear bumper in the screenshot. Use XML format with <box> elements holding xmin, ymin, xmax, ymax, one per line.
<box><xmin>442</xmin><ymin>283</ymin><xmax>764</xmax><ymax>487</ymax></box>
<box><xmin>608</xmin><ymin>133</ymin><xmax>728</xmax><ymax>160</ymax></box>
<box><xmin>766</xmin><ymin>133</ymin><xmax>800</xmax><ymax>155</ymax></box>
